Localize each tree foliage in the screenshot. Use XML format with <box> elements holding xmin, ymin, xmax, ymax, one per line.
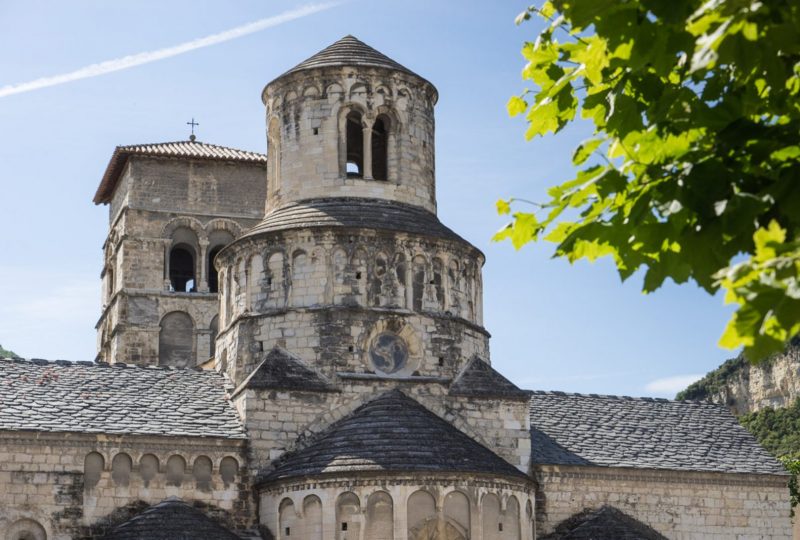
<box><xmin>0</xmin><ymin>344</ymin><xmax>18</xmax><ymax>358</ymax></box>
<box><xmin>497</xmin><ymin>0</ymin><xmax>800</xmax><ymax>361</ymax></box>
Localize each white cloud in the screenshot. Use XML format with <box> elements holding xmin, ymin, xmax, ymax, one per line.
<box><xmin>644</xmin><ymin>374</ymin><xmax>703</xmax><ymax>396</ymax></box>
<box><xmin>0</xmin><ymin>3</ymin><xmax>339</xmax><ymax>99</ymax></box>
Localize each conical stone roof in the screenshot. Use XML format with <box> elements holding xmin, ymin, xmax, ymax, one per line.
<box><xmin>281</xmin><ymin>35</ymin><xmax>421</xmax><ymax>79</ymax></box>
<box><xmin>103</xmin><ymin>498</ymin><xmax>241</xmax><ymax>540</ymax></box>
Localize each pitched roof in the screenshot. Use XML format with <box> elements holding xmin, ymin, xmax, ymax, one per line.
<box><xmin>93</xmin><ymin>140</ymin><xmax>267</xmax><ymax>204</ymax></box>
<box><xmin>0</xmin><ymin>358</ymin><xmax>245</xmax><ymax>439</ymax></box>
<box><xmin>449</xmin><ymin>357</ymin><xmax>530</xmax><ymax>400</ymax></box>
<box><xmin>103</xmin><ymin>498</ymin><xmax>242</xmax><ymax>540</ymax></box>
<box><xmin>262</xmin><ymin>389</ymin><xmax>527</xmax><ymax>482</ymax></box>
<box><xmin>242</xmin><ymin>198</ymin><xmax>472</xmax><ymax>246</ymax></box>
<box><xmin>541</xmin><ymin>506</ymin><xmax>668</xmax><ymax>540</ymax></box>
<box><xmin>236</xmin><ymin>347</ymin><xmax>336</xmax><ymax>394</ymax></box>
<box><xmin>529</xmin><ymin>391</ymin><xmax>786</xmax><ymax>475</ymax></box>
<box><xmin>280</xmin><ymin>35</ymin><xmax>424</xmax><ymax>81</ymax></box>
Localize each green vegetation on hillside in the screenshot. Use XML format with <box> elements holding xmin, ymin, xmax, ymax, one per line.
<box><xmin>676</xmin><ymin>355</ymin><xmax>749</xmax><ymax>401</ymax></box>
<box><xmin>0</xmin><ymin>344</ymin><xmax>18</xmax><ymax>358</ymax></box>
<box><xmin>740</xmin><ymin>398</ymin><xmax>800</xmax><ymax>460</ymax></box>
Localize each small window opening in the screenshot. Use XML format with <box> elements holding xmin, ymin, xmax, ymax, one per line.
<box><xmin>266</xmin><ymin>277</ymin><xmax>273</xmax><ymax>287</ymax></box>
<box><xmin>208</xmin><ymin>246</ymin><xmax>223</xmax><ymax>293</ymax></box>
<box><xmin>341</xmin><ymin>522</ymin><xmax>348</xmax><ymax>531</ymax></box>
<box><xmin>356</xmin><ymin>271</ymin><xmax>362</xmax><ymax>280</ymax></box>
<box><xmin>498</xmin><ymin>523</ymin><xmax>503</xmax><ymax>532</ymax></box>
<box><xmin>312</xmin><ymin>127</ymin><xmax>319</xmax><ymax>135</ymax></box>
<box><xmin>348</xmin><ymin>345</ymin><xmax>354</xmax><ymax>352</ymax></box>
<box><xmin>285</xmin><ymin>527</ymin><xmax>291</xmax><ymax>536</ymax></box>
<box><xmin>372</xmin><ymin>116</ymin><xmax>388</xmax><ymax>181</ymax></box>
<box><xmin>438</xmin><ymin>357</ymin><xmax>444</xmax><ymax>366</ymax></box>
<box><xmin>169</xmin><ymin>245</ymin><xmax>196</xmax><ymax>293</ymax></box>
<box><xmin>346</xmin><ymin>111</ymin><xmax>363</xmax><ymax>177</ymax></box>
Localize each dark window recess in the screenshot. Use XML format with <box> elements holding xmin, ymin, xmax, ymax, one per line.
<box><xmin>346</xmin><ymin>111</ymin><xmax>363</xmax><ymax>177</ymax></box>
<box><xmin>499</xmin><ymin>523</ymin><xmax>503</xmax><ymax>532</ymax></box>
<box><xmin>312</xmin><ymin>127</ymin><xmax>319</xmax><ymax>135</ymax></box>
<box><xmin>372</xmin><ymin>116</ymin><xmax>388</xmax><ymax>181</ymax></box>
<box><xmin>356</xmin><ymin>271</ymin><xmax>362</xmax><ymax>279</ymax></box>
<box><xmin>169</xmin><ymin>246</ymin><xmax>196</xmax><ymax>292</ymax></box>
<box><xmin>285</xmin><ymin>527</ymin><xmax>290</xmax><ymax>536</ymax></box>
<box><xmin>348</xmin><ymin>346</ymin><xmax>354</xmax><ymax>352</ymax></box>
<box><xmin>341</xmin><ymin>522</ymin><xmax>348</xmax><ymax>531</ymax></box>
<box><xmin>207</xmin><ymin>246</ymin><xmax>223</xmax><ymax>293</ymax></box>
<box><xmin>438</xmin><ymin>357</ymin><xmax>444</xmax><ymax>366</ymax></box>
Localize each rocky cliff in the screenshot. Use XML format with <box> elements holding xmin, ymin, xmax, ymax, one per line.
<box><xmin>677</xmin><ymin>340</ymin><xmax>800</xmax><ymax>416</ymax></box>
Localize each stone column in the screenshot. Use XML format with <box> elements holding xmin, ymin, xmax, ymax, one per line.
<box><xmin>198</xmin><ymin>240</ymin><xmax>209</xmax><ymax>293</ymax></box>
<box><xmin>362</xmin><ymin>122</ymin><xmax>373</xmax><ymax>180</ymax></box>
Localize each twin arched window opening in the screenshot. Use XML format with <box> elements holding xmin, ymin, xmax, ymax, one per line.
<box><xmin>169</xmin><ymin>244</ymin><xmax>196</xmax><ymax>293</ymax></box>
<box><xmin>345</xmin><ymin>111</ymin><xmax>389</xmax><ymax>181</ymax></box>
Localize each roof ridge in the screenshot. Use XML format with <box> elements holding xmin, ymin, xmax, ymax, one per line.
<box><xmin>117</xmin><ymin>139</ymin><xmax>266</xmax><ymax>156</ymax></box>
<box><xmin>0</xmin><ymin>356</ymin><xmax>217</xmax><ymax>373</ymax></box>
<box><xmin>527</xmin><ymin>389</ymin><xmax>712</xmax><ymax>405</ymax></box>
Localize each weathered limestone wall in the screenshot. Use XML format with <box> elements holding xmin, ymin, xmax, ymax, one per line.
<box><xmin>0</xmin><ymin>432</ymin><xmax>249</xmax><ymax>540</ymax></box>
<box><xmin>258</xmin><ymin>475</ymin><xmax>533</xmax><ymax>540</ymax></box>
<box><xmin>263</xmin><ymin>66</ymin><xmax>438</xmax><ymax>213</ymax></box>
<box><xmin>234</xmin><ymin>383</ymin><xmax>530</xmax><ymax>474</ymax></box>
<box><xmin>534</xmin><ymin>465</ymin><xmax>792</xmax><ymax>539</ymax></box>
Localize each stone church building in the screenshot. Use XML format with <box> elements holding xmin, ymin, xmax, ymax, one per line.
<box><xmin>0</xmin><ymin>36</ymin><xmax>792</xmax><ymax>539</ymax></box>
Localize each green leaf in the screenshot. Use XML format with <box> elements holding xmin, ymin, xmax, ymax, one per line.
<box><xmin>507</xmin><ymin>96</ymin><xmax>528</xmax><ymax>117</ymax></box>
<box><xmin>572</xmin><ymin>137</ymin><xmax>604</xmax><ymax>165</ymax></box>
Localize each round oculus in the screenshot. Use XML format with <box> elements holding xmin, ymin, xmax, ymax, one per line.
<box><xmin>369</xmin><ymin>331</ymin><xmax>409</xmax><ymax>374</ymax></box>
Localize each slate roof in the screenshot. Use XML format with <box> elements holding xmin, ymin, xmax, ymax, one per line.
<box><xmin>278</xmin><ymin>35</ymin><xmax>426</xmax><ymax>83</ymax></box>
<box><xmin>93</xmin><ymin>140</ymin><xmax>267</xmax><ymax>204</ymax></box>
<box><xmin>529</xmin><ymin>391</ymin><xmax>786</xmax><ymax>475</ymax></box>
<box><xmin>235</xmin><ymin>347</ymin><xmax>336</xmax><ymax>394</ymax></box>
<box><xmin>449</xmin><ymin>357</ymin><xmax>530</xmax><ymax>400</ymax></box>
<box><xmin>242</xmin><ymin>198</ymin><xmax>471</xmax><ymax>246</ymax></box>
<box><xmin>262</xmin><ymin>389</ymin><xmax>528</xmax><ymax>482</ymax></box>
<box><xmin>0</xmin><ymin>358</ymin><xmax>245</xmax><ymax>439</ymax></box>
<box><xmin>103</xmin><ymin>498</ymin><xmax>242</xmax><ymax>540</ymax></box>
<box><xmin>541</xmin><ymin>506</ymin><xmax>668</xmax><ymax>540</ymax></box>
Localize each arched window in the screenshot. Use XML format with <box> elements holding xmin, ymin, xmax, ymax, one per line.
<box><xmin>111</xmin><ymin>453</ymin><xmax>132</xmax><ymax>487</ymax></box>
<box><xmin>166</xmin><ymin>455</ymin><xmax>186</xmax><ymax>486</ymax></box>
<box><xmin>482</xmin><ymin>493</ymin><xmax>502</xmax><ymax>540</ymax></box>
<box><xmin>139</xmin><ymin>454</ymin><xmax>159</xmax><ymax>486</ymax></box>
<box><xmin>193</xmin><ymin>455</ymin><xmax>213</xmax><ymax>491</ymax></box>
<box><xmin>207</xmin><ymin>229</ymin><xmax>234</xmax><ymax>294</ymax></box>
<box><xmin>159</xmin><ymin>312</ymin><xmax>194</xmax><ymax>367</ymax></box>
<box><xmin>444</xmin><ymin>491</ymin><xmax>471</xmax><ymax>537</ymax></box>
<box><xmin>84</xmin><ymin>452</ymin><xmax>104</xmax><ymax>490</ymax></box>
<box><xmin>346</xmin><ymin>110</ymin><xmax>364</xmax><ymax>177</ymax></box>
<box><xmin>372</xmin><ymin>115</ymin><xmax>389</xmax><ymax>181</ymax></box>
<box><xmin>169</xmin><ymin>244</ymin><xmax>196</xmax><ymax>292</ymax></box>
<box><xmin>506</xmin><ymin>496</ymin><xmax>521</xmax><ymax>540</ymax></box>
<box><xmin>407</xmin><ymin>490</ymin><xmax>436</xmax><ymax>540</ymax></box>
<box><xmin>220</xmin><ymin>456</ymin><xmax>238</xmax><ymax>487</ymax></box>
<box><xmin>302</xmin><ymin>495</ymin><xmax>323</xmax><ymax>540</ymax></box>
<box><xmin>279</xmin><ymin>498</ymin><xmax>296</xmax><ymax>539</ymax></box>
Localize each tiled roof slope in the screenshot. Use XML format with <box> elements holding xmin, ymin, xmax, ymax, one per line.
<box><xmin>529</xmin><ymin>391</ymin><xmax>786</xmax><ymax>475</ymax></box>
<box><xmin>262</xmin><ymin>389</ymin><xmax>527</xmax><ymax>482</ymax></box>
<box><xmin>449</xmin><ymin>357</ymin><xmax>530</xmax><ymax>400</ymax></box>
<box><xmin>243</xmin><ymin>198</ymin><xmax>470</xmax><ymax>245</ymax></box>
<box><xmin>103</xmin><ymin>498</ymin><xmax>242</xmax><ymax>540</ymax></box>
<box><xmin>281</xmin><ymin>35</ymin><xmax>423</xmax><ymax>81</ymax></box>
<box><xmin>93</xmin><ymin>140</ymin><xmax>267</xmax><ymax>204</ymax></box>
<box><xmin>237</xmin><ymin>347</ymin><xmax>336</xmax><ymax>394</ymax></box>
<box><xmin>541</xmin><ymin>506</ymin><xmax>668</xmax><ymax>540</ymax></box>
<box><xmin>0</xmin><ymin>358</ymin><xmax>245</xmax><ymax>439</ymax></box>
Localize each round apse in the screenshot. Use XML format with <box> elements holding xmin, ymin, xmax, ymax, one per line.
<box><xmin>369</xmin><ymin>331</ymin><xmax>409</xmax><ymax>375</ymax></box>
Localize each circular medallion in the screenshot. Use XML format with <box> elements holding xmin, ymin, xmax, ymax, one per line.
<box><xmin>369</xmin><ymin>331</ymin><xmax>409</xmax><ymax>374</ymax></box>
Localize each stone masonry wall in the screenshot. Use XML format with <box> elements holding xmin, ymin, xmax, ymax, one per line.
<box><xmin>0</xmin><ymin>431</ymin><xmax>249</xmax><ymax>540</ymax></box>
<box><xmin>534</xmin><ymin>464</ymin><xmax>792</xmax><ymax>539</ymax></box>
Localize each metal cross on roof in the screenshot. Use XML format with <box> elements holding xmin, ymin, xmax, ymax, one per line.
<box><xmin>186</xmin><ymin>118</ymin><xmax>199</xmax><ymax>141</ymax></box>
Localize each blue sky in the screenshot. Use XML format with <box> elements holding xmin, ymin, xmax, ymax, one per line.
<box><xmin>0</xmin><ymin>0</ymin><xmax>736</xmax><ymax>397</ymax></box>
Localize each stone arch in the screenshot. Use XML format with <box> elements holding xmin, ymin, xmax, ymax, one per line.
<box><xmin>233</xmin><ymin>258</ymin><xmax>247</xmax><ymax>316</ymax></box>
<box><xmin>6</xmin><ymin>518</ymin><xmax>47</xmax><ymax>540</ymax></box>
<box><xmin>482</xmin><ymin>493</ymin><xmax>502</xmax><ymax>540</ymax></box>
<box><xmin>290</xmin><ymin>250</ymin><xmax>308</xmax><ymax>307</ymax></box>
<box><xmin>370</xmin><ymin>251</ymin><xmax>389</xmax><ymax>307</ymax></box>
<box><xmin>332</xmin><ymin>246</ymin><xmax>348</xmax><ymax>303</ymax></box>
<box><xmin>338</xmin><ymin>103</ymin><xmax>368</xmax><ymax>177</ymax></box>
<box><xmin>266</xmin><ymin>250</ymin><xmax>286</xmax><ymax>308</ymax></box>
<box><xmin>365</xmin><ymin>491</ymin><xmax>393</xmax><ymax>540</ymax></box>
<box><xmin>284</xmin><ymin>90</ymin><xmax>298</xmax><ymax>103</ymax></box>
<box><xmin>167</xmin><ymin>226</ymin><xmax>200</xmax><ymax>293</ymax></box>
<box><xmin>166</xmin><ymin>455</ymin><xmax>186</xmax><ymax>487</ymax></box>
<box><xmin>348</xmin><ymin>82</ymin><xmax>368</xmax><ymax>100</ymax></box>
<box><xmin>84</xmin><ymin>452</ymin><xmax>104</xmax><ymax>490</ymax></box>
<box><xmin>279</xmin><ymin>498</ymin><xmax>296</xmax><ymax>539</ymax></box>
<box><xmin>407</xmin><ymin>490</ymin><xmax>437</xmax><ymax>540</ymax></box>
<box><xmin>302</xmin><ymin>495</ymin><xmax>323</xmax><ymax>540</ymax></box>
<box><xmin>111</xmin><ymin>453</ymin><xmax>132</xmax><ymax>487</ymax></box>
<box><xmin>161</xmin><ymin>216</ymin><xmax>205</xmax><ymax>240</ymax></box>
<box><xmin>220</xmin><ymin>456</ymin><xmax>239</xmax><ymax>487</ymax></box>
<box><xmin>505</xmin><ymin>495</ymin><xmax>521</xmax><ymax>540</ymax></box>
<box><xmin>207</xmin><ymin>227</ymin><xmax>236</xmax><ymax>294</ymax></box>
<box><xmin>335</xmin><ymin>492</ymin><xmax>361</xmax><ymax>540</ymax></box>
<box><xmin>158</xmin><ymin>311</ymin><xmax>195</xmax><ymax>368</ymax></box>
<box><xmin>325</xmin><ymin>82</ymin><xmax>344</xmax><ymax>101</ymax></box>
<box><xmin>248</xmin><ymin>254</ymin><xmax>264</xmax><ymax>311</ymax></box>
<box><xmin>268</xmin><ymin>116</ymin><xmax>282</xmax><ymax>193</ymax></box>
<box><xmin>303</xmin><ymin>84</ymin><xmax>320</xmax><ymax>97</ymax></box>
<box><xmin>351</xmin><ymin>247</ymin><xmax>369</xmax><ymax>304</ymax></box>
<box><xmin>444</xmin><ymin>490</ymin><xmax>471</xmax><ymax>536</ymax></box>
<box><xmin>139</xmin><ymin>454</ymin><xmax>159</xmax><ymax>486</ymax></box>
<box><xmin>432</xmin><ymin>256</ymin><xmax>445</xmax><ymax>310</ymax></box>
<box><xmin>412</xmin><ymin>254</ymin><xmax>427</xmax><ymax>311</ymax></box>
<box><xmin>193</xmin><ymin>455</ymin><xmax>213</xmax><ymax>491</ymax></box>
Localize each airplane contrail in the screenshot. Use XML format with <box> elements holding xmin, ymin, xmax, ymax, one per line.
<box><xmin>0</xmin><ymin>3</ymin><xmax>339</xmax><ymax>99</ymax></box>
